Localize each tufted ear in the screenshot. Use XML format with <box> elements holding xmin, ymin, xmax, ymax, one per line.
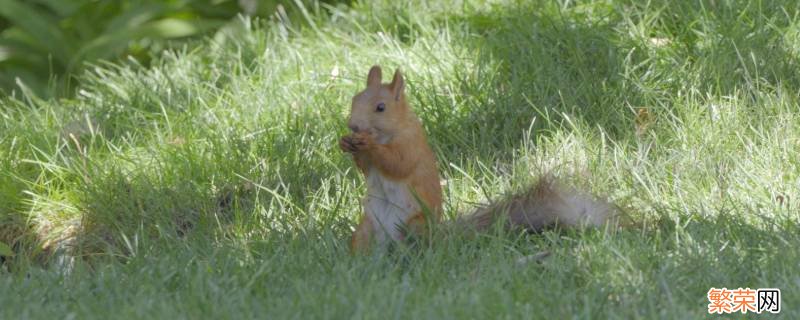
<box><xmin>367</xmin><ymin>65</ymin><xmax>382</xmax><ymax>88</ymax></box>
<box><xmin>389</xmin><ymin>68</ymin><xmax>404</xmax><ymax>101</ymax></box>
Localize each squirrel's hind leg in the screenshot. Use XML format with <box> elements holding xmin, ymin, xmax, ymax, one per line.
<box><xmin>350</xmin><ymin>214</ymin><xmax>374</xmax><ymax>254</ymax></box>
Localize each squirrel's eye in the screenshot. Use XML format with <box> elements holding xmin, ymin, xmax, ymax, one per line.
<box><xmin>376</xmin><ymin>102</ymin><xmax>386</xmax><ymax>112</ymax></box>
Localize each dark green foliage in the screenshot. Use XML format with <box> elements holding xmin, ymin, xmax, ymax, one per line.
<box><xmin>0</xmin><ymin>0</ymin><xmax>352</xmax><ymax>97</ymax></box>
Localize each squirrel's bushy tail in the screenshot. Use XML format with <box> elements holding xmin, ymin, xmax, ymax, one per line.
<box><xmin>458</xmin><ymin>176</ymin><xmax>615</xmax><ymax>232</ymax></box>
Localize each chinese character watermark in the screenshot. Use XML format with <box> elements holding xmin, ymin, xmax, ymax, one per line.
<box><xmin>708</xmin><ymin>287</ymin><xmax>780</xmax><ymax>314</ymax></box>
<box><xmin>757</xmin><ymin>288</ymin><xmax>781</xmax><ymax>314</ymax></box>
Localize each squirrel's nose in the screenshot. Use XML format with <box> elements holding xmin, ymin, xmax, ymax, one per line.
<box><xmin>348</xmin><ymin>124</ymin><xmax>360</xmax><ymax>132</ymax></box>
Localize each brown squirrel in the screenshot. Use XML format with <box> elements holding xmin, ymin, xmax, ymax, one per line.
<box><xmin>340</xmin><ymin>65</ymin><xmax>614</xmax><ymax>252</ymax></box>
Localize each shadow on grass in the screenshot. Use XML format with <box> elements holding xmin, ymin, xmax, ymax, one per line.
<box><xmin>67</xmin><ymin>130</ymin><xmax>354</xmax><ymax>263</ymax></box>
<box><xmin>419</xmin><ymin>1</ymin><xmax>800</xmax><ymax>163</ymax></box>
<box><xmin>71</xmin><ymin>147</ymin><xmax>259</xmax><ymax>259</ymax></box>
<box><xmin>641</xmin><ymin>208</ymin><xmax>799</xmax><ymax>289</ymax></box>
<box><xmin>418</xmin><ymin>2</ymin><xmax>643</xmax><ymax>162</ymax></box>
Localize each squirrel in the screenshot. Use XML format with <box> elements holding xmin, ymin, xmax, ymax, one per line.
<box><xmin>340</xmin><ymin>65</ymin><xmax>614</xmax><ymax>253</ymax></box>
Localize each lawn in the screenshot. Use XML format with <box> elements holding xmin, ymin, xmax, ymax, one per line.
<box><xmin>1</xmin><ymin>0</ymin><xmax>798</xmax><ymax>318</ymax></box>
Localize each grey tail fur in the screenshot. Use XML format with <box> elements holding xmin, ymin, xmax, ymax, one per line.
<box><xmin>457</xmin><ymin>176</ymin><xmax>614</xmax><ymax>233</ymax></box>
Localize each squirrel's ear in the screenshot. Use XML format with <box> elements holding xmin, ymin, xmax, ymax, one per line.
<box><xmin>390</xmin><ymin>68</ymin><xmax>404</xmax><ymax>101</ymax></box>
<box><xmin>367</xmin><ymin>65</ymin><xmax>382</xmax><ymax>88</ymax></box>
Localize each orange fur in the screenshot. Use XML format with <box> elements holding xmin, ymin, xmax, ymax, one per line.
<box><xmin>340</xmin><ymin>66</ymin><xmax>442</xmax><ymax>252</ymax></box>
<box><xmin>350</xmin><ymin>215</ymin><xmax>374</xmax><ymax>253</ymax></box>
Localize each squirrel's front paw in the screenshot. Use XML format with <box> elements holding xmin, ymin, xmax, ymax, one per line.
<box><xmin>340</xmin><ymin>132</ymin><xmax>375</xmax><ymax>153</ymax></box>
<box><xmin>340</xmin><ymin>131</ymin><xmax>376</xmax><ymax>153</ymax></box>
<box><xmin>339</xmin><ymin>136</ymin><xmax>358</xmax><ymax>153</ymax></box>
<box><xmin>349</xmin><ymin>131</ymin><xmax>376</xmax><ymax>151</ymax></box>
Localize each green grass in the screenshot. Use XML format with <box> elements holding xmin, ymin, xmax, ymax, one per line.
<box><xmin>1</xmin><ymin>0</ymin><xmax>799</xmax><ymax>318</ymax></box>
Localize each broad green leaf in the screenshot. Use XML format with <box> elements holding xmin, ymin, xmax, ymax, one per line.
<box><xmin>0</xmin><ymin>46</ymin><xmax>9</xmax><ymax>62</ymax></box>
<box><xmin>29</xmin><ymin>0</ymin><xmax>91</xmax><ymax>16</ymax></box>
<box><xmin>0</xmin><ymin>0</ymin><xmax>72</xmax><ymax>65</ymax></box>
<box><xmin>0</xmin><ymin>37</ymin><xmax>48</xmax><ymax>63</ymax></box>
<box><xmin>105</xmin><ymin>3</ymin><xmax>166</xmax><ymax>33</ymax></box>
<box><xmin>71</xmin><ymin>18</ymin><xmax>223</xmax><ymax>70</ymax></box>
<box><xmin>142</xmin><ymin>18</ymin><xmax>223</xmax><ymax>38</ymax></box>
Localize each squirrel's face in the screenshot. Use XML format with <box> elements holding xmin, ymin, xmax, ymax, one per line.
<box><xmin>348</xmin><ymin>66</ymin><xmax>408</xmax><ymax>142</ymax></box>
